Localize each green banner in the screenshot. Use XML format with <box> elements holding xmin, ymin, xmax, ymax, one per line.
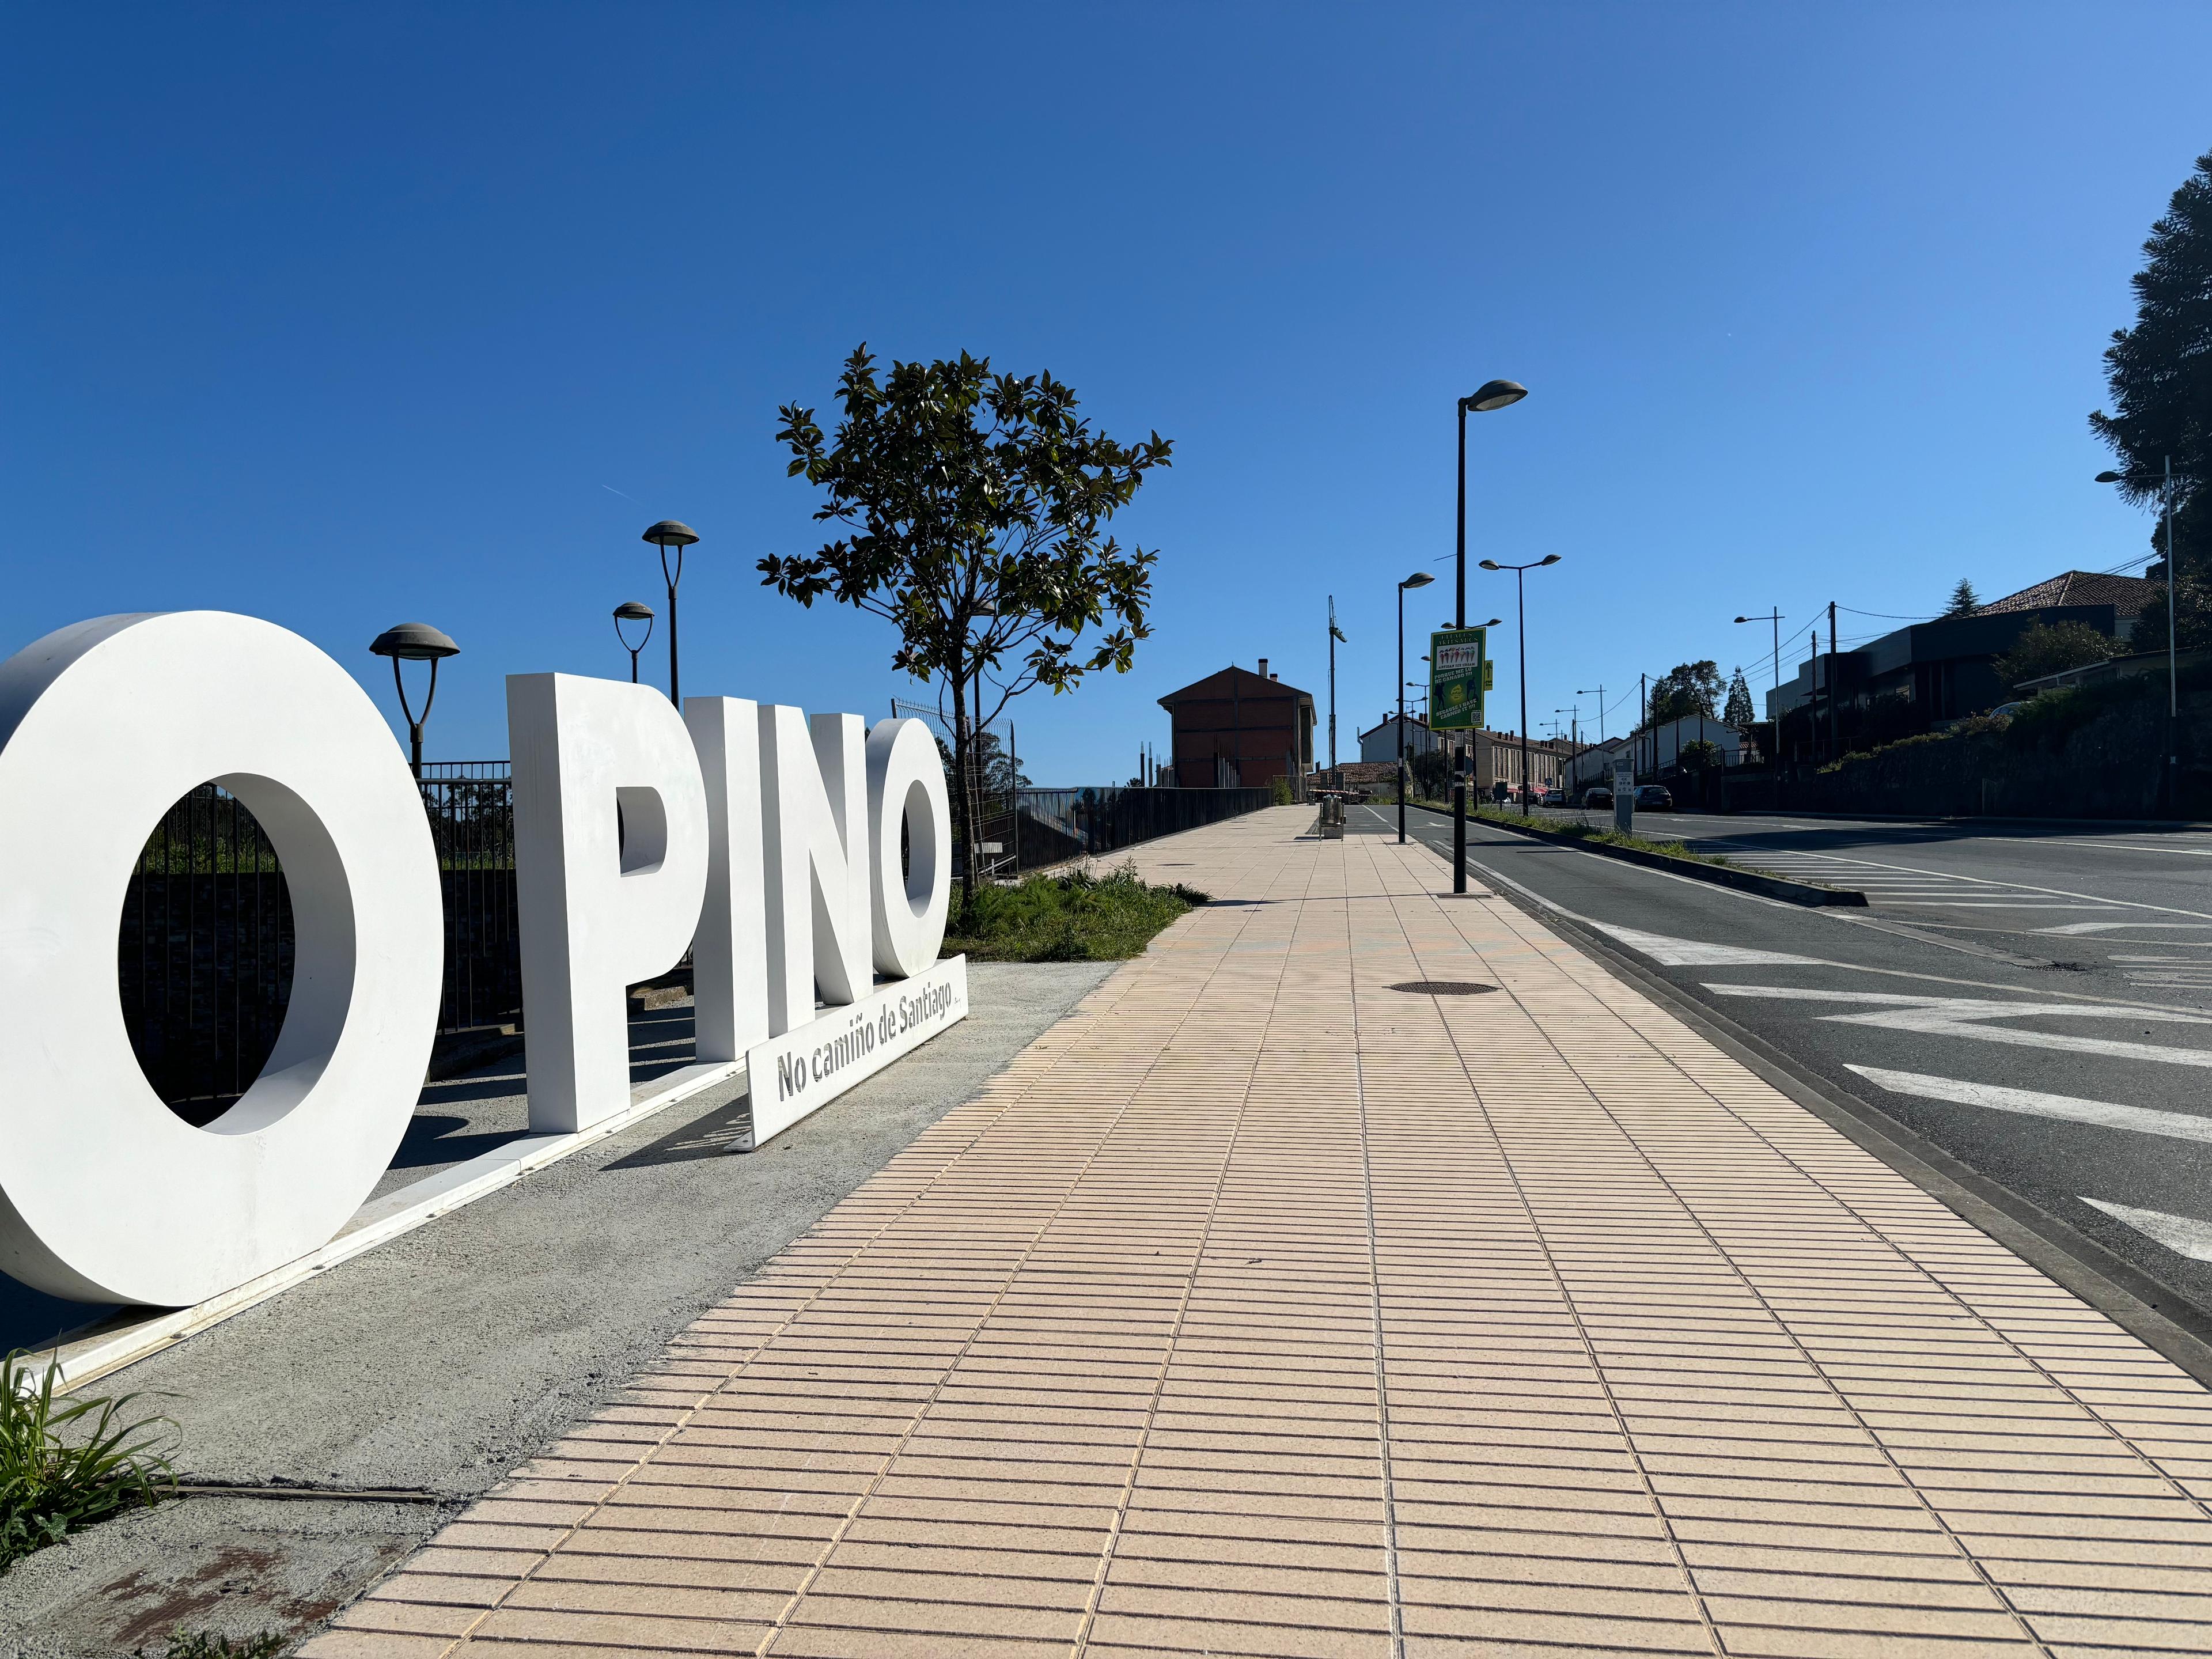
<box><xmin>1429</xmin><ymin>626</ymin><xmax>1489</xmax><ymax>730</ymax></box>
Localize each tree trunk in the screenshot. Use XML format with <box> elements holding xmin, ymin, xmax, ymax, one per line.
<box><xmin>951</xmin><ymin>664</ymin><xmax>974</xmax><ymax>919</ymax></box>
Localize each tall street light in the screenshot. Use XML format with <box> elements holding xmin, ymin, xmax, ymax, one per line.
<box><xmin>1452</xmin><ymin>378</ymin><xmax>1528</xmax><ymax>890</ymax></box>
<box><xmin>642</xmin><ymin>520</ymin><xmax>698</xmax><ymax>706</ymax></box>
<box><xmin>613</xmin><ymin>600</ymin><xmax>656</xmax><ymax>683</ymax></box>
<box><xmin>2097</xmin><ymin>461</ymin><xmax>2189</xmax><ymax>811</ymax></box>
<box><xmin>1397</xmin><ymin>570</ymin><xmax>1435</xmax><ymax>842</ymax></box>
<box><xmin>369</xmin><ymin>622</ymin><xmax>460</xmax><ymax>781</ymax></box>
<box><xmin>1735</xmin><ymin>610</ymin><xmax>1783</xmax><ymax>762</ymax></box>
<box><xmin>1479</xmin><ymin>554</ymin><xmax>1560</xmax><ymax>812</ymax></box>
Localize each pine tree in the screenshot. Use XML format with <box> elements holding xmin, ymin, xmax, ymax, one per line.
<box><xmin>1944</xmin><ymin>578</ymin><xmax>1980</xmax><ymax>617</ymax></box>
<box><xmin>2090</xmin><ymin>147</ymin><xmax>2211</xmax><ymax>577</ymax></box>
<box><xmin>1724</xmin><ymin>668</ymin><xmax>1756</xmax><ymax>728</ymax></box>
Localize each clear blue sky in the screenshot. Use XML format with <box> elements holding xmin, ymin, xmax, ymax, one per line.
<box><xmin>6</xmin><ymin>3</ymin><xmax>2209</xmax><ymax>778</ymax></box>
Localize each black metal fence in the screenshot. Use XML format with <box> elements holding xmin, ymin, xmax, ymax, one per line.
<box><xmin>119</xmin><ymin>764</ymin><xmax>521</xmax><ymax>1115</ymax></box>
<box><xmin>1007</xmin><ymin>786</ymin><xmax>1274</xmax><ymax>872</ymax></box>
<box><xmin>119</xmin><ymin>769</ymin><xmax>1273</xmax><ymax>1114</ymax></box>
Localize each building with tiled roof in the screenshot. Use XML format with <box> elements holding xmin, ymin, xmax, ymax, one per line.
<box><xmin>1978</xmin><ymin>570</ymin><xmax>2160</xmax><ymax>628</ymax></box>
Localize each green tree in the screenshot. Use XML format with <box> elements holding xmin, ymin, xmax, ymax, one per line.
<box><xmin>1944</xmin><ymin>578</ymin><xmax>1981</xmax><ymax>617</ymax></box>
<box><xmin>1410</xmin><ymin>747</ymin><xmax>1449</xmax><ymax>798</ymax></box>
<box><xmin>1679</xmin><ymin>739</ymin><xmax>1723</xmax><ymax>775</ymax></box>
<box><xmin>766</xmin><ymin>346</ymin><xmax>1172</xmax><ymax>908</ymax></box>
<box><xmin>1645</xmin><ymin>661</ymin><xmax>1723</xmax><ymax>727</ymax></box>
<box><xmin>1991</xmin><ymin>621</ymin><xmax>2117</xmax><ymax>692</ymax></box>
<box><xmin>1722</xmin><ymin>668</ymin><xmax>1756</xmax><ymax>728</ymax></box>
<box><xmin>2090</xmin><ymin>146</ymin><xmax>2211</xmax><ymax>590</ymax></box>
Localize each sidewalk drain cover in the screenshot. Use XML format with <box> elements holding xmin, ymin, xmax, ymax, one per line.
<box><xmin>1389</xmin><ymin>980</ymin><xmax>1497</xmax><ymax>996</ymax></box>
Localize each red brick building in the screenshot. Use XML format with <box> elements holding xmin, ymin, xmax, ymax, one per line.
<box><xmin>1158</xmin><ymin>660</ymin><xmax>1315</xmax><ymax>789</ymax></box>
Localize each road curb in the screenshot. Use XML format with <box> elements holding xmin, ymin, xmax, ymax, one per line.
<box><xmin>1470</xmin><ymin>810</ymin><xmax>1869</xmax><ymax>907</ymax></box>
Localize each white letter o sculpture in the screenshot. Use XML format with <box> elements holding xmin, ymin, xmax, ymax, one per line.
<box><xmin>0</xmin><ymin>613</ymin><xmax>443</xmax><ymax>1308</ymax></box>
<box><xmin>866</xmin><ymin>716</ymin><xmax>952</xmax><ymax>976</ymax></box>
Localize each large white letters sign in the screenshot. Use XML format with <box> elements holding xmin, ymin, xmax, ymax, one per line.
<box><xmin>0</xmin><ymin>613</ymin><xmax>444</xmax><ymax>1306</ymax></box>
<box><xmin>509</xmin><ymin>673</ymin><xmax>710</xmax><ymax>1133</ymax></box>
<box><xmin>0</xmin><ymin>610</ymin><xmax>961</xmax><ymax>1314</ymax></box>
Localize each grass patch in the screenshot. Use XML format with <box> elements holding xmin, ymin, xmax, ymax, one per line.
<box><xmin>942</xmin><ymin>863</ymin><xmax>1209</xmax><ymax>962</ymax></box>
<box><xmin>145</xmin><ymin>1634</ymin><xmax>287</xmax><ymax>1659</ymax></box>
<box><xmin>1446</xmin><ymin>802</ymin><xmax>1730</xmax><ymax>865</ymax></box>
<box><xmin>1</xmin><ymin>1350</ymin><xmax>175</xmax><ymax>1573</ymax></box>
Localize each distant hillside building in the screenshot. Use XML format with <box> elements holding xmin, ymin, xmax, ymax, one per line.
<box><xmin>1767</xmin><ymin>569</ymin><xmax>2160</xmax><ymax>730</ymax></box>
<box><xmin>1158</xmin><ymin>660</ymin><xmax>1315</xmax><ymax>789</ymax></box>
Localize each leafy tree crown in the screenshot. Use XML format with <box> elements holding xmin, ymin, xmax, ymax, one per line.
<box><xmin>762</xmin><ymin>346</ymin><xmax>1173</xmax><ymax>732</ymax></box>
<box><xmin>1645</xmin><ymin>661</ymin><xmax>1723</xmax><ymax>728</ymax></box>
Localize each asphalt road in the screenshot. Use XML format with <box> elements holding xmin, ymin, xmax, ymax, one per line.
<box><xmin>1359</xmin><ymin>800</ymin><xmax>2212</xmax><ymax>1368</ymax></box>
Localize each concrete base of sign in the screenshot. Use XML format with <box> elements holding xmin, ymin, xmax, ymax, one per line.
<box><xmin>746</xmin><ymin>956</ymin><xmax>969</xmax><ymax>1147</ymax></box>
<box><xmin>43</xmin><ymin>1055</ymin><xmax>743</xmax><ymax>1388</ymax></box>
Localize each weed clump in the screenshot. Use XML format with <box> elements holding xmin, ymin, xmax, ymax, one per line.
<box><xmin>0</xmin><ymin>1350</ymin><xmax>175</xmax><ymax>1571</ymax></box>
<box><xmin>944</xmin><ymin>863</ymin><xmax>1207</xmax><ymax>961</ymax></box>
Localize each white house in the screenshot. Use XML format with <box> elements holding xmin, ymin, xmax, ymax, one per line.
<box><xmin>1633</xmin><ymin>714</ymin><xmax>1745</xmax><ymax>777</ymax></box>
<box><xmin>1357</xmin><ymin>711</ymin><xmax>1438</xmax><ymax>763</ymax></box>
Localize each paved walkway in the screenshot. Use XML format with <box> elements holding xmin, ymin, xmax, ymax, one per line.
<box><xmin>307</xmin><ymin>808</ymin><xmax>2212</xmax><ymax>1657</ymax></box>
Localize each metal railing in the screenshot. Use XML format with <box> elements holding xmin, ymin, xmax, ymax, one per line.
<box><xmin>120</xmin><ymin>766</ymin><xmax>522</xmax><ymax>1115</ymax></box>
<box><xmin>1006</xmin><ymin>786</ymin><xmax>1273</xmax><ymax>872</ymax></box>
<box><xmin>118</xmin><ymin>768</ymin><xmax>1277</xmax><ymax>1113</ymax></box>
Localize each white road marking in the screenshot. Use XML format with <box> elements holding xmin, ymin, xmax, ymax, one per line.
<box><xmin>1585</xmin><ymin>923</ymin><xmax>1820</xmax><ymax>967</ymax></box>
<box><xmin>2080</xmin><ymin>1198</ymin><xmax>2212</xmax><ymax>1263</ymax></box>
<box><xmin>1848</xmin><ymin>1065</ymin><xmax>2212</xmax><ymax>1143</ymax></box>
<box><xmin>2037</xmin><ymin>921</ymin><xmax>2212</xmax><ymax>935</ymax></box>
<box><xmin>1703</xmin><ymin>983</ymin><xmax>2212</xmax><ymax>1067</ymax></box>
<box><xmin>1705</xmin><ymin>844</ymin><xmax>2212</xmax><ymax>923</ymax></box>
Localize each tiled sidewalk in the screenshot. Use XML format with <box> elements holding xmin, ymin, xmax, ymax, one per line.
<box><xmin>308</xmin><ymin>807</ymin><xmax>2212</xmax><ymax>1657</ymax></box>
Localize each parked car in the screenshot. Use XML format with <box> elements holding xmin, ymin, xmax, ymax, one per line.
<box><xmin>1582</xmin><ymin>786</ymin><xmax>1612</xmax><ymax>808</ymax></box>
<box><xmin>1634</xmin><ymin>783</ymin><xmax>1673</xmax><ymax>810</ymax></box>
<box><xmin>1538</xmin><ymin>786</ymin><xmax>1568</xmax><ymax>806</ymax></box>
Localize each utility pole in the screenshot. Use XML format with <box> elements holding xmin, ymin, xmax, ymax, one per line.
<box><xmin>1809</xmin><ymin>629</ymin><xmax>1821</xmax><ymax>766</ymax></box>
<box><xmin>1827</xmin><ymin>601</ymin><xmax>1840</xmax><ymax>764</ymax></box>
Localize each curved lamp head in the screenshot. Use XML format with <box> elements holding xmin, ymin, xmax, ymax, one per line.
<box><xmin>1539</xmin><ymin>554</ymin><xmax>1561</xmax><ymax>567</ymax></box>
<box><xmin>369</xmin><ymin>622</ymin><xmax>460</xmax><ymax>662</ymax></box>
<box><xmin>1477</xmin><ymin>558</ymin><xmax>1501</xmax><ymax>572</ymax></box>
<box><xmin>641</xmin><ymin>519</ymin><xmax>699</xmax><ymax>548</ymax></box>
<box><xmin>1464</xmin><ymin>379</ymin><xmax>1528</xmax><ymax>413</ymax></box>
<box><xmin>1482</xmin><ymin>617</ymin><xmax>1502</xmax><ymax>628</ymax></box>
<box><xmin>1401</xmin><ymin>571</ymin><xmax>1435</xmax><ymax>589</ymax></box>
<box><xmin>2094</xmin><ymin>471</ymin><xmax>2125</xmax><ymax>484</ymax></box>
<box><xmin>613</xmin><ymin>600</ymin><xmax>656</xmax><ymax>622</ymax></box>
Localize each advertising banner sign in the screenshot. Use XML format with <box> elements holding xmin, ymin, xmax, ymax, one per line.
<box><xmin>1429</xmin><ymin>626</ymin><xmax>1490</xmax><ymax>730</ymax></box>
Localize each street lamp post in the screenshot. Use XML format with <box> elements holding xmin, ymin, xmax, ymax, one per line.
<box><xmin>1734</xmin><ymin>610</ymin><xmax>1783</xmax><ymax>763</ymax></box>
<box><xmin>612</xmin><ymin>600</ymin><xmax>656</xmax><ymax>684</ymax></box>
<box><xmin>368</xmin><ymin>622</ymin><xmax>460</xmax><ymax>781</ymax></box>
<box><xmin>1453</xmin><ymin>379</ymin><xmax>1528</xmax><ymax>891</ymax></box>
<box><xmin>2097</xmin><ymin>460</ymin><xmax>2188</xmax><ymax>811</ymax></box>
<box><xmin>641</xmin><ymin>520</ymin><xmax>699</xmax><ymax>706</ymax></box>
<box><xmin>1478</xmin><ymin>554</ymin><xmax>1560</xmax><ymax>813</ymax></box>
<box><xmin>1397</xmin><ymin>571</ymin><xmax>1435</xmax><ymax>842</ymax></box>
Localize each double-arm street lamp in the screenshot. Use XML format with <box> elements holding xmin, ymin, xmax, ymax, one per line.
<box><xmin>369</xmin><ymin>622</ymin><xmax>460</xmax><ymax>781</ymax></box>
<box><xmin>641</xmin><ymin>520</ymin><xmax>699</xmax><ymax>705</ymax></box>
<box><xmin>1478</xmin><ymin>554</ymin><xmax>1560</xmax><ymax>814</ymax></box>
<box><xmin>2096</xmin><ymin>460</ymin><xmax>2191</xmax><ymax>809</ymax></box>
<box><xmin>1397</xmin><ymin>570</ymin><xmax>1435</xmax><ymax>842</ymax></box>
<box><xmin>613</xmin><ymin>600</ymin><xmax>656</xmax><ymax>683</ymax></box>
<box><xmin>1450</xmin><ymin>378</ymin><xmax>1529</xmax><ymax>889</ymax></box>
